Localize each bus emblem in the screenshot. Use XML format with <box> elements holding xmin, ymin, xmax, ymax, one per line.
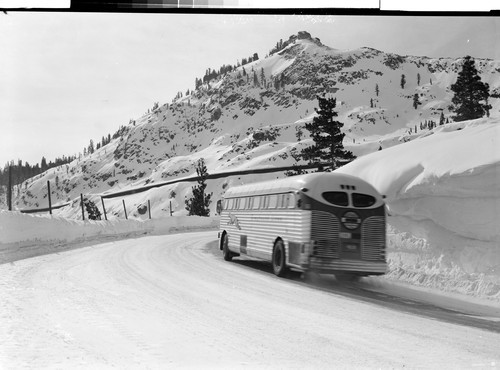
<box><xmin>228</xmin><ymin>213</ymin><xmax>241</xmax><ymax>230</ymax></box>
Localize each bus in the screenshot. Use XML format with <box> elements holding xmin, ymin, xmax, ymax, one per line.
<box><xmin>218</xmin><ymin>172</ymin><xmax>387</xmax><ymax>280</ymax></box>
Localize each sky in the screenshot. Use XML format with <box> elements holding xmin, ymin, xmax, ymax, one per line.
<box><xmin>0</xmin><ymin>12</ymin><xmax>497</xmax><ymax>167</ymax></box>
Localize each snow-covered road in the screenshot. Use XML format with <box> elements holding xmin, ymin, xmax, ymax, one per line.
<box><xmin>1</xmin><ymin>231</ymin><xmax>499</xmax><ymax>369</ymax></box>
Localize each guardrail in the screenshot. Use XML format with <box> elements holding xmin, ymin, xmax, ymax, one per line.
<box><xmin>15</xmin><ymin>161</ymin><xmax>349</xmax><ymax>218</ymax></box>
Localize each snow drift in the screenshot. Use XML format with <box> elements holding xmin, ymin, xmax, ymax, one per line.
<box><xmin>0</xmin><ymin>211</ymin><xmax>219</xmax><ymax>263</ymax></box>
<box><xmin>337</xmin><ymin>117</ymin><xmax>500</xmax><ymax>301</ymax></box>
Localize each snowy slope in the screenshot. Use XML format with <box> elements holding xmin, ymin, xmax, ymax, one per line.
<box><xmin>337</xmin><ymin>117</ymin><xmax>500</xmax><ymax>300</ymax></box>
<box><xmin>7</xmin><ymin>31</ymin><xmax>500</xmax><ymax>221</ymax></box>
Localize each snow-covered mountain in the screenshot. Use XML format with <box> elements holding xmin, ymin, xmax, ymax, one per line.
<box><xmin>7</xmin><ymin>31</ymin><xmax>500</xmax><ymax>219</ymax></box>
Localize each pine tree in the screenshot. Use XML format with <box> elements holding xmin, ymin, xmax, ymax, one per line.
<box><xmin>82</xmin><ymin>198</ymin><xmax>102</xmax><ymax>220</ymax></box>
<box><xmin>375</xmin><ymin>83</ymin><xmax>379</xmax><ymax>97</ymax></box>
<box><xmin>185</xmin><ymin>158</ymin><xmax>212</xmax><ymax>216</ymax></box>
<box><xmin>400</xmin><ymin>74</ymin><xmax>406</xmax><ymax>89</ymax></box>
<box><xmin>41</xmin><ymin>156</ymin><xmax>47</xmax><ymax>171</ymax></box>
<box><xmin>253</xmin><ymin>70</ymin><xmax>259</xmax><ymax>87</ymax></box>
<box><xmin>417</xmin><ymin>73</ymin><xmax>421</xmax><ymax>86</ymax></box>
<box><xmin>413</xmin><ymin>93</ymin><xmax>421</xmax><ymax>109</ymax></box>
<box><xmin>370</xmin><ymin>98</ymin><xmax>374</xmax><ymax>108</ymax></box>
<box><xmin>439</xmin><ymin>111</ymin><xmax>445</xmax><ymax>125</ymax></box>
<box><xmin>301</xmin><ymin>95</ymin><xmax>355</xmax><ymax>171</ymax></box>
<box><xmin>450</xmin><ymin>55</ymin><xmax>491</xmax><ymax>121</ymax></box>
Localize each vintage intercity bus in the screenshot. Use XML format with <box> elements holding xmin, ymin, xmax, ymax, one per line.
<box><xmin>218</xmin><ymin>172</ymin><xmax>387</xmax><ymax>280</ymax></box>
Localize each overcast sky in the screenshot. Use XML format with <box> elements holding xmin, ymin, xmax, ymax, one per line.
<box><xmin>0</xmin><ymin>13</ymin><xmax>497</xmax><ymax>167</ymax></box>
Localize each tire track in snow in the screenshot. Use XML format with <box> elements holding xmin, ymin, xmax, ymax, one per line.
<box><xmin>1</xmin><ymin>231</ymin><xmax>500</xmax><ymax>368</ymax></box>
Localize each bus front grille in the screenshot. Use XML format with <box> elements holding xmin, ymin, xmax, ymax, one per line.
<box><xmin>361</xmin><ymin>216</ymin><xmax>386</xmax><ymax>261</ymax></box>
<box><xmin>311</xmin><ymin>211</ymin><xmax>340</xmax><ymax>258</ymax></box>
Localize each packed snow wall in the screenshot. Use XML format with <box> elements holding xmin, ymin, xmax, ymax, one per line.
<box><xmin>336</xmin><ymin>118</ymin><xmax>500</xmax><ymax>301</ymax></box>
<box><xmin>0</xmin><ymin>211</ymin><xmax>219</xmax><ymax>263</ymax></box>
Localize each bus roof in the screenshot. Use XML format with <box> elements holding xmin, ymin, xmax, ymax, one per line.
<box><xmin>224</xmin><ymin>172</ymin><xmax>380</xmax><ymax>199</ymax></box>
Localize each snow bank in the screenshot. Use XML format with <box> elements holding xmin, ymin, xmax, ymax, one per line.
<box><xmin>0</xmin><ymin>211</ymin><xmax>219</xmax><ymax>264</ymax></box>
<box><xmin>336</xmin><ymin>117</ymin><xmax>500</xmax><ymax>301</ymax></box>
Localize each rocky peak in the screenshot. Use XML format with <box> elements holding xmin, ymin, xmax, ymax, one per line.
<box><xmin>290</xmin><ymin>31</ymin><xmax>323</xmax><ymax>46</ymax></box>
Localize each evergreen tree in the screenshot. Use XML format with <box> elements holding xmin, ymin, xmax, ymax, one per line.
<box><xmin>375</xmin><ymin>83</ymin><xmax>379</xmax><ymax>97</ymax></box>
<box><xmin>400</xmin><ymin>74</ymin><xmax>406</xmax><ymax>89</ymax></box>
<box><xmin>82</xmin><ymin>198</ymin><xmax>102</xmax><ymax>220</ymax></box>
<box><xmin>417</xmin><ymin>73</ymin><xmax>421</xmax><ymax>86</ymax></box>
<box><xmin>41</xmin><ymin>156</ymin><xmax>48</xmax><ymax>171</ymax></box>
<box><xmin>253</xmin><ymin>70</ymin><xmax>259</xmax><ymax>87</ymax></box>
<box><xmin>439</xmin><ymin>111</ymin><xmax>445</xmax><ymax>125</ymax></box>
<box><xmin>301</xmin><ymin>95</ymin><xmax>356</xmax><ymax>171</ymax></box>
<box><xmin>412</xmin><ymin>93</ymin><xmax>421</xmax><ymax>109</ymax></box>
<box><xmin>450</xmin><ymin>55</ymin><xmax>491</xmax><ymax>121</ymax></box>
<box><xmin>185</xmin><ymin>158</ymin><xmax>212</xmax><ymax>216</ymax></box>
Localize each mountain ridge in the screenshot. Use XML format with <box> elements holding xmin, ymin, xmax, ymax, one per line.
<box><xmin>4</xmin><ymin>31</ymin><xmax>499</xmax><ymax>218</ymax></box>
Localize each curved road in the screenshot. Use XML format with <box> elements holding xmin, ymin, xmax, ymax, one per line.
<box><xmin>1</xmin><ymin>231</ymin><xmax>499</xmax><ymax>369</ymax></box>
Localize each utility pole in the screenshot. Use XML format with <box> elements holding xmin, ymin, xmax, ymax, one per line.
<box><xmin>80</xmin><ymin>194</ymin><xmax>85</xmax><ymax>220</ymax></box>
<box><xmin>122</xmin><ymin>199</ymin><xmax>128</xmax><ymax>220</ymax></box>
<box><xmin>47</xmin><ymin>181</ymin><xmax>52</xmax><ymax>215</ymax></box>
<box><xmin>7</xmin><ymin>166</ymin><xmax>12</xmax><ymax>211</ymax></box>
<box><xmin>101</xmin><ymin>197</ymin><xmax>108</xmax><ymax>221</ymax></box>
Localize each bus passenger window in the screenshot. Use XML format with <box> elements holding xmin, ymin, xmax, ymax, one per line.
<box><xmin>322</xmin><ymin>192</ymin><xmax>349</xmax><ymax>206</ymax></box>
<box><xmin>252</xmin><ymin>197</ymin><xmax>260</xmax><ymax>209</ymax></box>
<box><xmin>352</xmin><ymin>193</ymin><xmax>376</xmax><ymax>207</ymax></box>
<box><xmin>278</xmin><ymin>194</ymin><xmax>285</xmax><ymax>208</ymax></box>
<box><xmin>269</xmin><ymin>195</ymin><xmax>278</xmax><ymax>209</ymax></box>
<box><xmin>287</xmin><ymin>194</ymin><xmax>295</xmax><ymax>208</ymax></box>
<box><xmin>282</xmin><ymin>194</ymin><xmax>290</xmax><ymax>208</ymax></box>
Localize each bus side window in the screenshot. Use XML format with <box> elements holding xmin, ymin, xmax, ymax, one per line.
<box><xmin>252</xmin><ymin>196</ymin><xmax>259</xmax><ymax>209</ymax></box>
<box><xmin>277</xmin><ymin>194</ymin><xmax>284</xmax><ymax>208</ymax></box>
<box><xmin>288</xmin><ymin>193</ymin><xmax>296</xmax><ymax>209</ymax></box>
<box><xmin>269</xmin><ymin>194</ymin><xmax>278</xmax><ymax>209</ymax></box>
<box><xmin>282</xmin><ymin>194</ymin><xmax>290</xmax><ymax>208</ymax></box>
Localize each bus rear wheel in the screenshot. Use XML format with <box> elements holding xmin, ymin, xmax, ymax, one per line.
<box><xmin>272</xmin><ymin>239</ymin><xmax>287</xmax><ymax>277</ymax></box>
<box><xmin>222</xmin><ymin>233</ymin><xmax>233</xmax><ymax>261</ymax></box>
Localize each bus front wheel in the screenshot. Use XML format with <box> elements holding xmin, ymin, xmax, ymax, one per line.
<box><xmin>272</xmin><ymin>239</ymin><xmax>287</xmax><ymax>277</ymax></box>
<box><xmin>222</xmin><ymin>233</ymin><xmax>233</xmax><ymax>261</ymax></box>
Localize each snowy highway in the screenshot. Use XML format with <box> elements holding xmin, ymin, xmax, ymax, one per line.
<box><xmin>1</xmin><ymin>231</ymin><xmax>499</xmax><ymax>369</ymax></box>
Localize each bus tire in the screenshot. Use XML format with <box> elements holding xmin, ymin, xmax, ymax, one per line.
<box><xmin>222</xmin><ymin>233</ymin><xmax>233</xmax><ymax>262</ymax></box>
<box><xmin>272</xmin><ymin>239</ymin><xmax>287</xmax><ymax>277</ymax></box>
